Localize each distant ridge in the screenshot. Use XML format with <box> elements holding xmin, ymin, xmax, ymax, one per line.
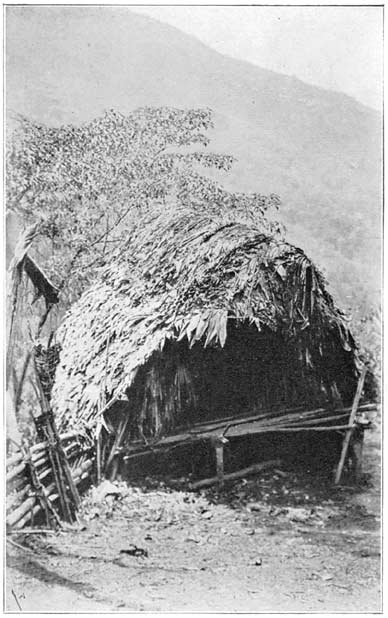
<box><xmin>6</xmin><ymin>6</ymin><xmax>382</xmax><ymax>311</ymax></box>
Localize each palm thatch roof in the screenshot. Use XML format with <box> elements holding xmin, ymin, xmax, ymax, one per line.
<box><xmin>52</xmin><ymin>205</ymin><xmax>358</xmax><ymax>435</ymax></box>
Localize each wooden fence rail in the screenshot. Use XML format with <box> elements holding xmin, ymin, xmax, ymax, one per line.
<box><xmin>6</xmin><ymin>430</ymin><xmax>95</xmax><ymax>530</ymax></box>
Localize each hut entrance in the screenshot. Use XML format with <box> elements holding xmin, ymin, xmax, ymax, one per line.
<box><xmin>103</xmin><ymin>321</ymin><xmax>352</xmax><ymax>482</ymax></box>
<box><xmin>126</xmin><ymin>320</ymin><xmax>337</xmax><ymax>435</ymax></box>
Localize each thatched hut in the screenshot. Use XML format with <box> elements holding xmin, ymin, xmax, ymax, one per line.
<box><xmin>52</xmin><ymin>206</ymin><xmax>360</xmax><ymax>476</ymax></box>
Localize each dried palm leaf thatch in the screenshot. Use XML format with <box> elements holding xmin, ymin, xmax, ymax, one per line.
<box><xmin>129</xmin><ymin>354</ymin><xmax>197</xmax><ymax>441</ymax></box>
<box><xmin>52</xmin><ymin>204</ymin><xmax>358</xmax><ymax>435</ymax></box>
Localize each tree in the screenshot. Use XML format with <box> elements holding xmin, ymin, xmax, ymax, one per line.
<box><xmin>7</xmin><ymin>107</ymin><xmax>281</xmax><ymax>306</ymax></box>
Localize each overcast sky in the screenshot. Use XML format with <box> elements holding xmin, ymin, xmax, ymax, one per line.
<box><xmin>133</xmin><ymin>6</ymin><xmax>383</xmax><ymax>110</ymax></box>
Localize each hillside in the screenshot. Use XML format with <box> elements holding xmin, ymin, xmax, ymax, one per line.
<box><xmin>6</xmin><ymin>6</ymin><xmax>382</xmax><ymax>311</ymax></box>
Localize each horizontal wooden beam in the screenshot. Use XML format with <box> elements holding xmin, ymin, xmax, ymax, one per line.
<box><xmin>121</xmin><ymin>403</ymin><xmax>376</xmax><ymax>459</ymax></box>
<box><xmin>190</xmin><ymin>459</ymin><xmax>282</xmax><ymax>490</ymax></box>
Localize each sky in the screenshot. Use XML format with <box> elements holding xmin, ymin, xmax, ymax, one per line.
<box><xmin>133</xmin><ymin>6</ymin><xmax>383</xmax><ymax>110</ymax></box>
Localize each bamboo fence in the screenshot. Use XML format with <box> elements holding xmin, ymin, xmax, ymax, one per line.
<box><xmin>6</xmin><ymin>425</ymin><xmax>95</xmax><ymax>530</ymax></box>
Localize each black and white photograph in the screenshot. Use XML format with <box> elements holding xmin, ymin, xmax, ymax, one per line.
<box><xmin>4</xmin><ymin>4</ymin><xmax>382</xmax><ymax>613</ymax></box>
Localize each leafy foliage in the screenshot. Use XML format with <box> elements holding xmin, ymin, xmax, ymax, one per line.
<box><xmin>7</xmin><ymin>107</ymin><xmax>281</xmax><ymax>306</ymax></box>
<box><xmin>350</xmin><ymin>307</ymin><xmax>381</xmax><ymax>401</ymax></box>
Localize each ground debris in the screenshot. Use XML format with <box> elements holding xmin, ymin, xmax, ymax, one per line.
<box><xmin>119</xmin><ymin>546</ymin><xmax>148</xmax><ymax>558</ymax></box>
<box><xmin>247</xmin><ymin>502</ymin><xmax>262</xmax><ymax>512</ymax></box>
<box><xmin>285</xmin><ymin>507</ymin><xmax>314</xmax><ymax>523</ymax></box>
<box><xmin>91</xmin><ymin>480</ymin><xmax>125</xmax><ymax>503</ymax></box>
<box><xmin>6</xmin><ymin>429</ymin><xmax>381</xmax><ymax>613</ymax></box>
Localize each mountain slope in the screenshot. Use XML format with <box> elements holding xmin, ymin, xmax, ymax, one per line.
<box><xmin>6</xmin><ymin>6</ymin><xmax>382</xmax><ymax>310</ymax></box>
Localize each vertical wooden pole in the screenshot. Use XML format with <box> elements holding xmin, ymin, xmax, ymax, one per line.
<box><xmin>34</xmin><ymin>376</ymin><xmax>70</xmax><ymax>520</ymax></box>
<box><xmin>214</xmin><ymin>438</ymin><xmax>225</xmax><ymax>487</ymax></box>
<box><xmin>47</xmin><ymin>408</ymin><xmax>80</xmax><ymax>508</ymax></box>
<box><xmin>96</xmin><ymin>426</ymin><xmax>102</xmax><ymax>485</ymax></box>
<box><xmin>216</xmin><ymin>444</ymin><xmax>224</xmax><ymax>487</ymax></box>
<box><xmin>109</xmin><ymin>457</ymin><xmax>119</xmax><ymax>482</ymax></box>
<box><xmin>334</xmin><ymin>366</ymin><xmax>367</xmax><ymax>485</ymax></box>
<box><xmin>351</xmin><ymin>428</ymin><xmax>365</xmax><ymax>479</ymax></box>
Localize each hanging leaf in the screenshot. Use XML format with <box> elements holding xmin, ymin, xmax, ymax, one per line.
<box><xmin>204</xmin><ymin>312</ymin><xmax>218</xmax><ymax>347</ymax></box>
<box><xmin>218</xmin><ymin>310</ymin><xmax>228</xmax><ymax>347</ymax></box>
<box><xmin>275</xmin><ymin>263</ymin><xmax>287</xmax><ymax>281</ymax></box>
<box><xmin>184</xmin><ymin>313</ymin><xmax>202</xmax><ymax>343</ymax></box>
<box><xmin>193</xmin><ymin>312</ymin><xmax>210</xmax><ymax>343</ymax></box>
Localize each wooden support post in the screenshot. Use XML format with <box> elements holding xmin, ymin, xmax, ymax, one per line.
<box><xmin>96</xmin><ymin>424</ymin><xmax>102</xmax><ymax>485</ymax></box>
<box><xmin>109</xmin><ymin>457</ymin><xmax>119</xmax><ymax>482</ymax></box>
<box><xmin>48</xmin><ymin>412</ymin><xmax>80</xmax><ymax>508</ymax></box>
<box><xmin>33</xmin><ymin>362</ymin><xmax>75</xmax><ymax>523</ymax></box>
<box><xmin>351</xmin><ymin>427</ymin><xmax>365</xmax><ymax>479</ymax></box>
<box><xmin>215</xmin><ymin>443</ymin><xmax>224</xmax><ymax>487</ymax></box>
<box><xmin>213</xmin><ymin>436</ymin><xmax>228</xmax><ymax>488</ymax></box>
<box><xmin>334</xmin><ymin>366</ymin><xmax>367</xmax><ymax>485</ymax></box>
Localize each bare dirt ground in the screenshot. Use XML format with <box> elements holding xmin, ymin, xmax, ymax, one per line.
<box><xmin>6</xmin><ymin>426</ymin><xmax>381</xmax><ymax>613</ymax></box>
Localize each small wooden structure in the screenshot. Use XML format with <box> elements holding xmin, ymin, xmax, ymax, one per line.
<box><xmin>52</xmin><ymin>206</ymin><xmax>370</xmax><ymax>481</ymax></box>
<box><xmin>6</xmin><ymin>421</ymin><xmax>94</xmax><ymax>530</ymax></box>
<box><xmin>6</xmin><ymin>344</ymin><xmax>94</xmax><ymax>531</ymax></box>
